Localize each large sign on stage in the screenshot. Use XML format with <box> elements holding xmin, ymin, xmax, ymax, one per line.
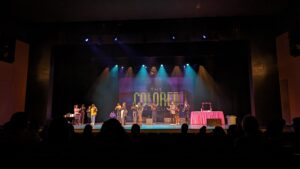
<box><xmin>119</xmin><ymin>77</ymin><xmax>193</xmax><ymax>116</ymax></box>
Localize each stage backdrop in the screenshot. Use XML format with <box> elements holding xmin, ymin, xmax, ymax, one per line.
<box><xmin>51</xmin><ymin>42</ymin><xmax>251</xmax><ymax>122</ymax></box>
<box><xmin>118</xmin><ymin>77</ymin><xmax>191</xmax><ymax>121</ymax></box>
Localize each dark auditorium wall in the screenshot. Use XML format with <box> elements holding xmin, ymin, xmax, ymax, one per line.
<box><xmin>0</xmin><ymin>40</ymin><xmax>29</xmax><ymax>124</ymax></box>
<box><xmin>250</xmin><ymin>34</ymin><xmax>282</xmax><ymax>126</ymax></box>
<box><xmin>277</xmin><ymin>32</ymin><xmax>300</xmax><ymax>124</ymax></box>
<box><xmin>25</xmin><ymin>39</ymin><xmax>53</xmax><ymax>126</ymax></box>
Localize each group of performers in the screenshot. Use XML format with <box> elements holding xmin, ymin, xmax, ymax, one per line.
<box><xmin>73</xmin><ymin>104</ymin><xmax>98</xmax><ymax>125</ymax></box>
<box><xmin>114</xmin><ymin>100</ymin><xmax>190</xmax><ymax>125</ymax></box>
<box><xmin>167</xmin><ymin>101</ymin><xmax>190</xmax><ymax>125</ymax></box>
<box><xmin>71</xmin><ymin>101</ymin><xmax>190</xmax><ymax>126</ymax></box>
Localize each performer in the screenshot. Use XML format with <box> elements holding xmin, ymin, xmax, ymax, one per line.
<box><xmin>80</xmin><ymin>104</ymin><xmax>86</xmax><ymax>124</ymax></box>
<box><xmin>74</xmin><ymin>105</ymin><xmax>81</xmax><ymax>125</ymax></box>
<box><xmin>182</xmin><ymin>101</ymin><xmax>190</xmax><ymax>124</ymax></box>
<box><xmin>168</xmin><ymin>101</ymin><xmax>179</xmax><ymax>125</ymax></box>
<box><xmin>131</xmin><ymin>102</ymin><xmax>138</xmax><ymax>124</ymax></box>
<box><xmin>120</xmin><ymin>102</ymin><xmax>128</xmax><ymax>125</ymax></box>
<box><xmin>150</xmin><ymin>102</ymin><xmax>158</xmax><ymax>123</ymax></box>
<box><xmin>89</xmin><ymin>104</ymin><xmax>98</xmax><ymax>126</ymax></box>
<box><xmin>115</xmin><ymin>103</ymin><xmax>122</xmax><ymax>123</ymax></box>
<box><xmin>137</xmin><ymin>102</ymin><xmax>144</xmax><ymax>125</ymax></box>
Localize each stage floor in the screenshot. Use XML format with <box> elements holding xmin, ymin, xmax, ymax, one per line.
<box><xmin>73</xmin><ymin>123</ymin><xmax>227</xmax><ymax>133</ymax></box>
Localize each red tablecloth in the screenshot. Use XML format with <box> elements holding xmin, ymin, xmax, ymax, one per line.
<box><xmin>190</xmin><ymin>111</ymin><xmax>225</xmax><ymax>125</ymax></box>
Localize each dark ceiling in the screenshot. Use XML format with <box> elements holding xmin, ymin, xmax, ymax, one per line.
<box><xmin>11</xmin><ymin>0</ymin><xmax>288</xmax><ymax>22</ymax></box>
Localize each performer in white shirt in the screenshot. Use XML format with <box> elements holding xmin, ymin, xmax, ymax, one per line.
<box><xmin>168</xmin><ymin>101</ymin><xmax>179</xmax><ymax>125</ymax></box>
<box><xmin>74</xmin><ymin>104</ymin><xmax>81</xmax><ymax>125</ymax></box>
<box><xmin>137</xmin><ymin>102</ymin><xmax>144</xmax><ymax>125</ymax></box>
<box><xmin>120</xmin><ymin>102</ymin><xmax>128</xmax><ymax>125</ymax></box>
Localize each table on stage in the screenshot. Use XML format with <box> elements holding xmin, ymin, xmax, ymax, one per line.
<box><xmin>190</xmin><ymin>111</ymin><xmax>225</xmax><ymax>125</ymax></box>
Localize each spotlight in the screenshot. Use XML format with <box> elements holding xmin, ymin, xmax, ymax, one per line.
<box><xmin>160</xmin><ymin>64</ymin><xmax>163</xmax><ymax>67</ymax></box>
<box><xmin>142</xmin><ymin>64</ymin><xmax>145</xmax><ymax>67</ymax></box>
<box><xmin>186</xmin><ymin>63</ymin><xmax>190</xmax><ymax>66</ymax></box>
<box><xmin>114</xmin><ymin>37</ymin><xmax>118</xmax><ymax>42</ymax></box>
<box><xmin>84</xmin><ymin>38</ymin><xmax>89</xmax><ymax>42</ymax></box>
<box><xmin>172</xmin><ymin>35</ymin><xmax>176</xmax><ymax>40</ymax></box>
<box><xmin>202</xmin><ymin>35</ymin><xmax>207</xmax><ymax>39</ymax></box>
<box><xmin>121</xmin><ymin>66</ymin><xmax>124</xmax><ymax>69</ymax></box>
<box><xmin>115</xmin><ymin>65</ymin><xmax>118</xmax><ymax>67</ymax></box>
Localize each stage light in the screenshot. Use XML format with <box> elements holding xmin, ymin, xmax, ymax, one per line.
<box><xmin>121</xmin><ymin>66</ymin><xmax>124</xmax><ymax>69</ymax></box>
<box><xmin>160</xmin><ymin>64</ymin><xmax>163</xmax><ymax>67</ymax></box>
<box><xmin>202</xmin><ymin>35</ymin><xmax>207</xmax><ymax>39</ymax></box>
<box><xmin>172</xmin><ymin>35</ymin><xmax>176</xmax><ymax>40</ymax></box>
<box><xmin>115</xmin><ymin>65</ymin><xmax>118</xmax><ymax>67</ymax></box>
<box><xmin>84</xmin><ymin>38</ymin><xmax>89</xmax><ymax>42</ymax></box>
<box><xmin>142</xmin><ymin>64</ymin><xmax>145</xmax><ymax>67</ymax></box>
<box><xmin>114</xmin><ymin>37</ymin><xmax>118</xmax><ymax>42</ymax></box>
<box><xmin>186</xmin><ymin>63</ymin><xmax>190</xmax><ymax>66</ymax></box>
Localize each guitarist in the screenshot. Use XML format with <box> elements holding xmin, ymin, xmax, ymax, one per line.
<box><xmin>150</xmin><ymin>102</ymin><xmax>158</xmax><ymax>123</ymax></box>
<box><xmin>167</xmin><ymin>101</ymin><xmax>178</xmax><ymax>125</ymax></box>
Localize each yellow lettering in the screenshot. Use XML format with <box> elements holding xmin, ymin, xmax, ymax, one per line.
<box><xmin>133</xmin><ymin>92</ymin><xmax>140</xmax><ymax>103</ymax></box>
<box><xmin>140</xmin><ymin>92</ymin><xmax>147</xmax><ymax>103</ymax></box>
<box><xmin>160</xmin><ymin>92</ymin><xmax>167</xmax><ymax>107</ymax></box>
<box><xmin>153</xmin><ymin>92</ymin><xmax>159</xmax><ymax>105</ymax></box>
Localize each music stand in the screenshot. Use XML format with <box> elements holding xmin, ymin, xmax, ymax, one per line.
<box><xmin>201</xmin><ymin>102</ymin><xmax>212</xmax><ymax>111</ymax></box>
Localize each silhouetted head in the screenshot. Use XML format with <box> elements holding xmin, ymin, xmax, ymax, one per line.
<box><xmin>293</xmin><ymin>117</ymin><xmax>300</xmax><ymax>134</ymax></box>
<box><xmin>48</xmin><ymin>117</ymin><xmax>70</xmax><ymax>143</ymax></box>
<box><xmin>199</xmin><ymin>126</ymin><xmax>207</xmax><ymax>136</ymax></box>
<box><xmin>227</xmin><ymin>125</ymin><xmax>238</xmax><ymax>138</ymax></box>
<box><xmin>5</xmin><ymin>112</ymin><xmax>29</xmax><ymax>130</ymax></box>
<box><xmin>213</xmin><ymin>126</ymin><xmax>226</xmax><ymax>138</ymax></box>
<box><xmin>131</xmin><ymin>124</ymin><xmax>140</xmax><ymax>135</ymax></box>
<box><xmin>100</xmin><ymin>118</ymin><xmax>127</xmax><ymax>140</ymax></box>
<box><xmin>266</xmin><ymin>118</ymin><xmax>286</xmax><ymax>137</ymax></box>
<box><xmin>84</xmin><ymin>124</ymin><xmax>93</xmax><ymax>134</ymax></box>
<box><xmin>242</xmin><ymin>115</ymin><xmax>259</xmax><ymax>136</ymax></box>
<box><xmin>181</xmin><ymin>123</ymin><xmax>189</xmax><ymax>134</ymax></box>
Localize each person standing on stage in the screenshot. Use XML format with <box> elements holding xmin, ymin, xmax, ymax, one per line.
<box><xmin>115</xmin><ymin>103</ymin><xmax>122</xmax><ymax>123</ymax></box>
<box><xmin>137</xmin><ymin>102</ymin><xmax>144</xmax><ymax>125</ymax></box>
<box><xmin>150</xmin><ymin>102</ymin><xmax>158</xmax><ymax>123</ymax></box>
<box><xmin>120</xmin><ymin>102</ymin><xmax>128</xmax><ymax>125</ymax></box>
<box><xmin>80</xmin><ymin>104</ymin><xmax>86</xmax><ymax>124</ymax></box>
<box><xmin>74</xmin><ymin>104</ymin><xmax>81</xmax><ymax>125</ymax></box>
<box><xmin>89</xmin><ymin>104</ymin><xmax>98</xmax><ymax>126</ymax></box>
<box><xmin>131</xmin><ymin>102</ymin><xmax>138</xmax><ymax>124</ymax></box>
<box><xmin>168</xmin><ymin>101</ymin><xmax>177</xmax><ymax>125</ymax></box>
<box><xmin>183</xmin><ymin>101</ymin><xmax>191</xmax><ymax>124</ymax></box>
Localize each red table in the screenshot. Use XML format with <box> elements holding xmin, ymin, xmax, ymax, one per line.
<box><xmin>190</xmin><ymin>111</ymin><xmax>225</xmax><ymax>125</ymax></box>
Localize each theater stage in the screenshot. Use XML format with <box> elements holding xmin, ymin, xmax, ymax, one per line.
<box><xmin>73</xmin><ymin>123</ymin><xmax>227</xmax><ymax>133</ymax></box>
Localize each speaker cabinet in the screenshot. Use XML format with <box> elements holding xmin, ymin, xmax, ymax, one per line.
<box><xmin>207</xmin><ymin>118</ymin><xmax>222</xmax><ymax>126</ymax></box>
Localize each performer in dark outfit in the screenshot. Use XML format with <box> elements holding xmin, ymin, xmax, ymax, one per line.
<box><xmin>131</xmin><ymin>102</ymin><xmax>138</xmax><ymax>124</ymax></box>
<box><xmin>80</xmin><ymin>104</ymin><xmax>86</xmax><ymax>124</ymax></box>
<box><xmin>182</xmin><ymin>101</ymin><xmax>191</xmax><ymax>124</ymax></box>
<box><xmin>137</xmin><ymin>102</ymin><xmax>144</xmax><ymax>125</ymax></box>
<box><xmin>150</xmin><ymin>102</ymin><xmax>158</xmax><ymax>123</ymax></box>
<box><xmin>115</xmin><ymin>103</ymin><xmax>122</xmax><ymax>123</ymax></box>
